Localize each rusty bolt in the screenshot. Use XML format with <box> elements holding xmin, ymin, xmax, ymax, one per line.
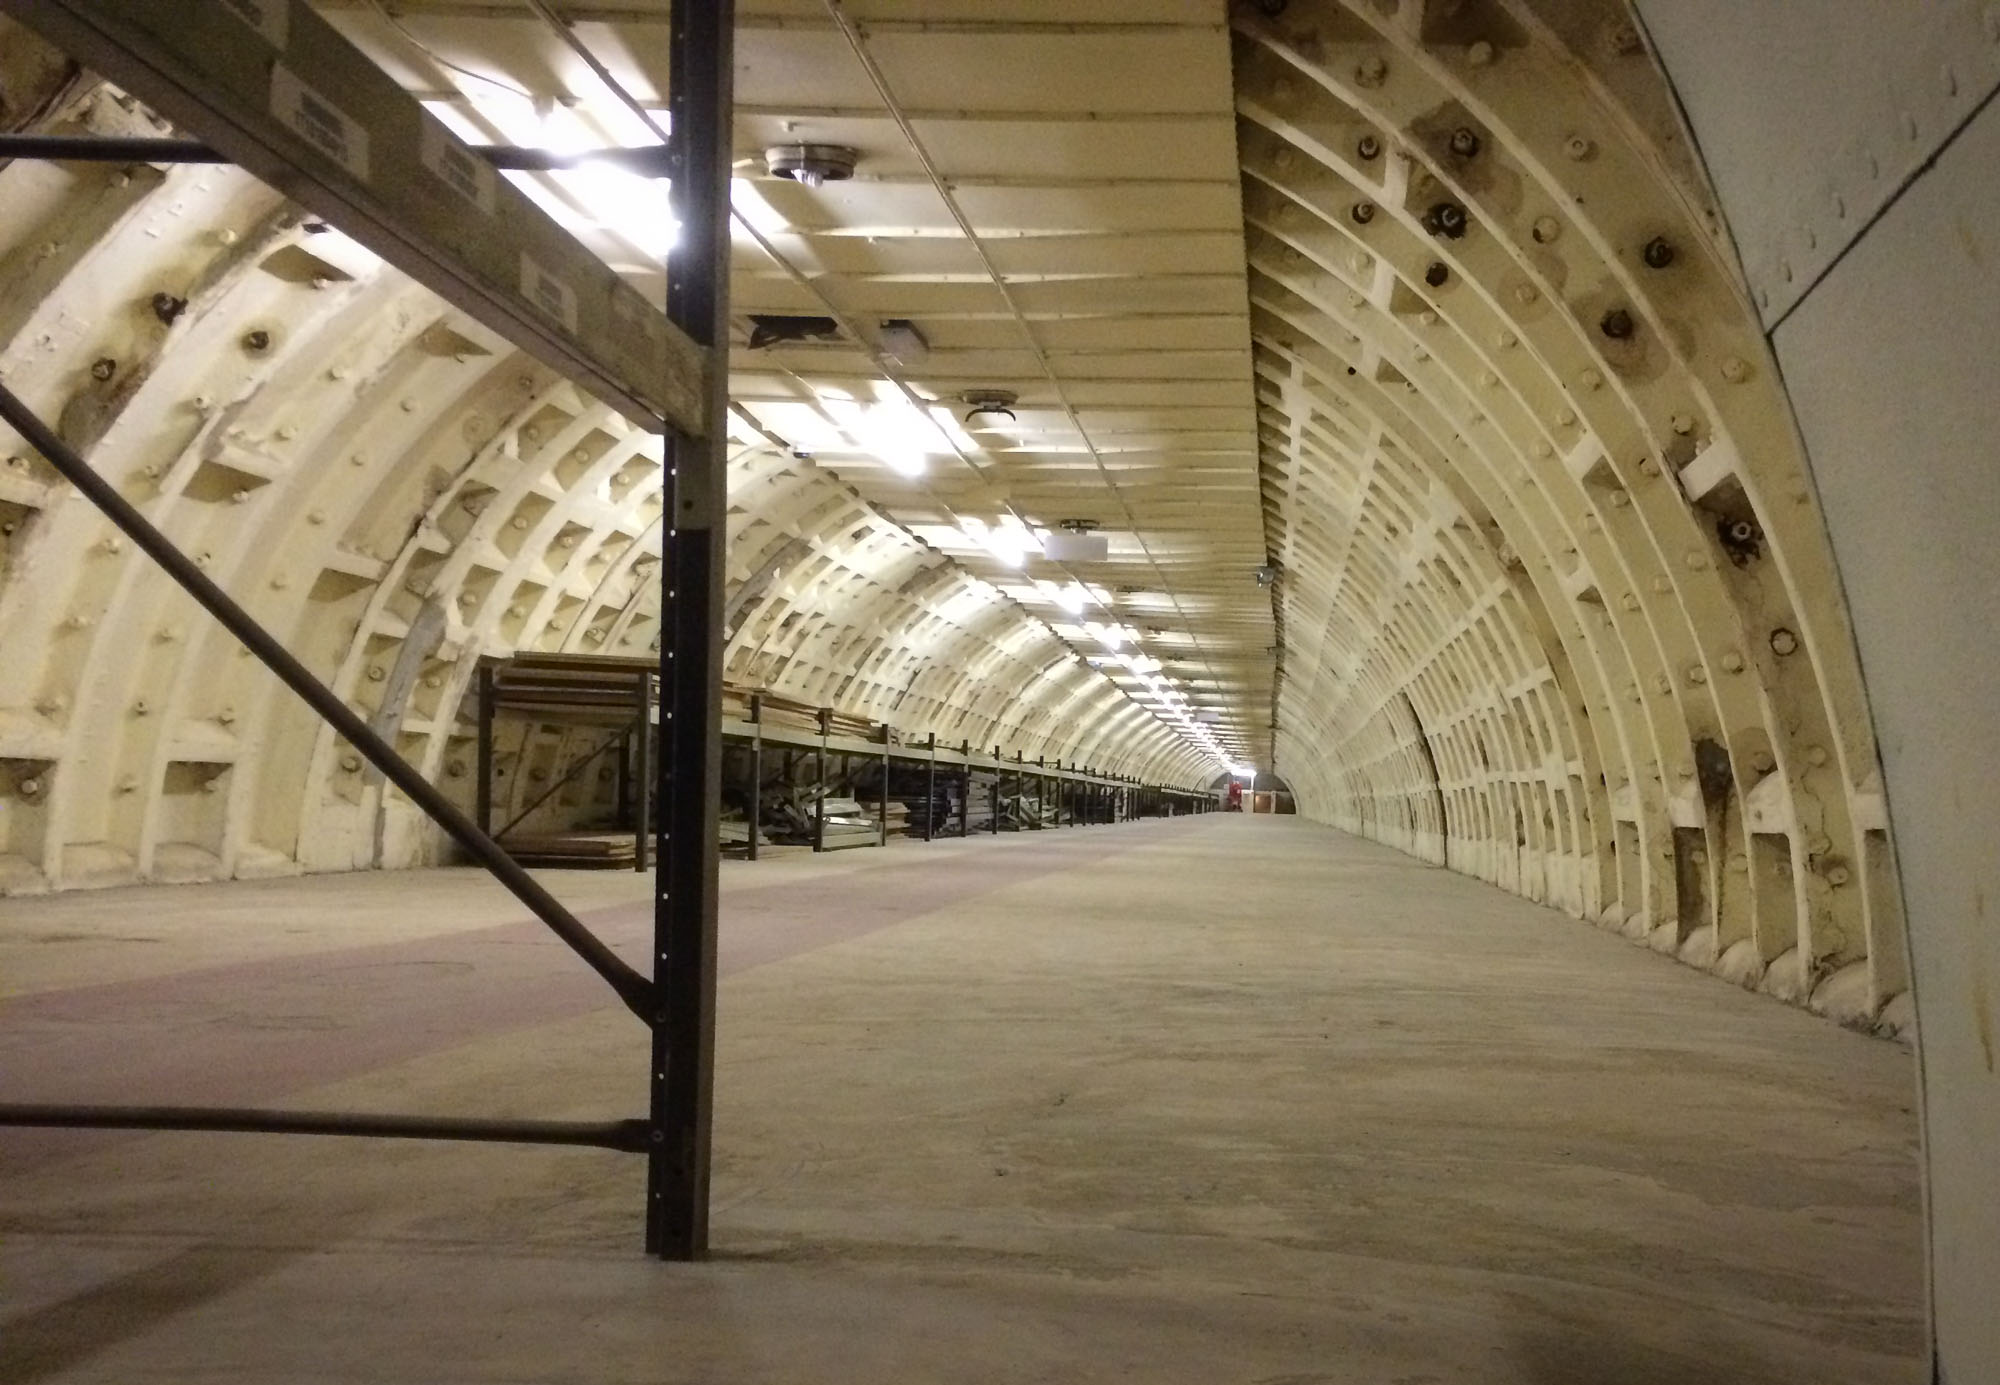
<box><xmin>1424</xmin><ymin>201</ymin><xmax>1469</xmax><ymax>239</ymax></box>
<box><xmin>151</xmin><ymin>292</ymin><xmax>188</xmax><ymax>325</ymax></box>
<box><xmin>90</xmin><ymin>357</ymin><xmax>117</xmax><ymax>382</ymax></box>
<box><xmin>1356</xmin><ymin>134</ymin><xmax>1382</xmax><ymax>161</ymax></box>
<box><xmin>1355</xmin><ymin>55</ymin><xmax>1387</xmax><ymax>86</ymax></box>
<box><xmin>1449</xmin><ymin>127</ymin><xmax>1481</xmax><ymax>157</ymax></box>
<box><xmin>1769</xmin><ymin>627</ymin><xmax>1799</xmax><ymax>656</ymax></box>
<box><xmin>243</xmin><ymin>329</ymin><xmax>271</xmax><ymax>353</ymax></box>
<box><xmin>1642</xmin><ymin>236</ymin><xmax>1676</xmax><ymax>268</ymax></box>
<box><xmin>1350</xmin><ymin>201</ymin><xmax>1376</xmax><ymax>225</ymax></box>
<box><xmin>1424</xmin><ymin>262</ymin><xmax>1450</xmax><ymax>287</ymax></box>
<box><xmin>1599</xmin><ymin>308</ymin><xmax>1635</xmax><ymax>339</ymax></box>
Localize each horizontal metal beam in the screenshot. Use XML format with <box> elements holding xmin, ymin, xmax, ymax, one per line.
<box><xmin>0</xmin><ymin>379</ymin><xmax>656</xmax><ymax>1022</ymax></box>
<box><xmin>0</xmin><ymin>132</ymin><xmax>671</xmax><ymax>173</ymax></box>
<box><xmin>0</xmin><ymin>1104</ymin><xmax>650</xmax><ymax>1151</ymax></box>
<box><xmin>0</xmin><ymin>0</ymin><xmax>703</xmax><ymax>435</ymax></box>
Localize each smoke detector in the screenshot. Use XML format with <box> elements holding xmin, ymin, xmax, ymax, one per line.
<box><xmin>1044</xmin><ymin>518</ymin><xmax>1107</xmax><ymax>563</ymax></box>
<box><xmin>960</xmin><ymin>389</ymin><xmax>1019</xmax><ymax>433</ymax></box>
<box><xmin>763</xmin><ymin>143</ymin><xmax>859</xmax><ymax>188</ymax></box>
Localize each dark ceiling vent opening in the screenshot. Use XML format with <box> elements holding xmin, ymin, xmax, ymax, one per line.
<box><xmin>746</xmin><ymin>314</ymin><xmax>841</xmax><ymax>349</ymax></box>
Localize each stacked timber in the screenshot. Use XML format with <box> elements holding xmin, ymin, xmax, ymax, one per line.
<box><xmin>502</xmin><ymin>831</ymin><xmax>646</xmax><ymax>869</ymax></box>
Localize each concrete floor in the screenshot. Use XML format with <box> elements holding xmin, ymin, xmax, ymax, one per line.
<box><xmin>0</xmin><ymin>816</ymin><xmax>1923</xmax><ymax>1383</ymax></box>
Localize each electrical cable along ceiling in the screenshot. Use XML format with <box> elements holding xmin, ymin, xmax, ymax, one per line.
<box><xmin>1233</xmin><ymin>0</ymin><xmax>1906</xmax><ymax>1032</ymax></box>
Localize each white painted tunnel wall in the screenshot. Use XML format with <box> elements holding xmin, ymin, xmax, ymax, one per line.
<box><xmin>1635</xmin><ymin>1</ymin><xmax>2000</xmax><ymax>1375</ymax></box>
<box><xmin>1235</xmin><ymin>0</ymin><xmax>1908</xmax><ymax>1038</ymax></box>
<box><xmin>0</xmin><ymin>33</ymin><xmax>1208</xmax><ymax>896</ymax></box>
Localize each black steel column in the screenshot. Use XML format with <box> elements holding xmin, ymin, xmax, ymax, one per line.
<box><xmin>960</xmin><ymin>740</ymin><xmax>972</xmax><ymax>837</ymax></box>
<box><xmin>747</xmin><ymin>692</ymin><xmax>762</xmax><ymax>863</ymax></box>
<box><xmin>814</xmin><ymin>708</ymin><xmax>830</xmax><ymax>852</ymax></box>
<box><xmin>648</xmin><ymin>0</ymin><xmax>731</xmax><ymax>1262</ymax></box>
<box><xmin>924</xmin><ymin>733</ymin><xmax>936</xmax><ymax>842</ymax></box>
<box><xmin>476</xmin><ymin>664</ymin><xmax>495</xmax><ymax>835</ymax></box>
<box><xmin>878</xmin><ymin>724</ymin><xmax>890</xmax><ymax>846</ymax></box>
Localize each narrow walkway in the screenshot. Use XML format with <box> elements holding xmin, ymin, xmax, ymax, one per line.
<box><xmin>0</xmin><ymin>817</ymin><xmax>1922</xmax><ymax>1383</ymax></box>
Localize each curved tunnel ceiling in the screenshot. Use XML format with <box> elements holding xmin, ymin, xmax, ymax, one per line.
<box><xmin>0</xmin><ymin>1</ymin><xmax>1909</xmax><ymax>1040</ymax></box>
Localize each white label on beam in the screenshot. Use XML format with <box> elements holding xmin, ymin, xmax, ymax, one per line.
<box><xmin>519</xmin><ymin>253</ymin><xmax>579</xmax><ymax>335</ymax></box>
<box><xmin>270</xmin><ymin>65</ymin><xmax>369</xmax><ymax>182</ymax></box>
<box><xmin>419</xmin><ymin>121</ymin><xmax>497</xmax><ymax>216</ymax></box>
<box><xmin>220</xmin><ymin>0</ymin><xmax>289</xmax><ymax>49</ymax></box>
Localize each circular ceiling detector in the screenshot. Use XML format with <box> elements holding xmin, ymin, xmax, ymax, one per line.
<box><xmin>960</xmin><ymin>388</ymin><xmax>1019</xmax><ymax>438</ymax></box>
<box><xmin>763</xmin><ymin>144</ymin><xmax>859</xmax><ymax>188</ymax></box>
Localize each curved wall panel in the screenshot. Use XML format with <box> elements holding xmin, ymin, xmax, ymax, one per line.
<box><xmin>0</xmin><ymin>55</ymin><xmax>1202</xmax><ymax>896</ymax></box>
<box><xmin>1233</xmin><ymin>0</ymin><xmax>1905</xmax><ymax>1032</ymax></box>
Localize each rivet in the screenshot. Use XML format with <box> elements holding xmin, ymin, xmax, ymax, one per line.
<box><xmin>1494</xmin><ymin>329</ymin><xmax>1516</xmax><ymax>348</ymax></box>
<box><xmin>307</xmin><ymin>510</ymin><xmax>326</xmax><ymax>525</ymax></box>
<box><xmin>1686</xmin><ymin>665</ymin><xmax>1707</xmax><ymax>686</ymax></box>
<box><xmin>400</xmin><ymin>398</ymin><xmax>417</xmax><ymax>412</ymax></box>
<box><xmin>1720</xmin><ymin>357</ymin><xmax>1750</xmax><ymax>383</ymax></box>
<box><xmin>1356</xmin><ymin>134</ymin><xmax>1381</xmax><ymax>161</ymax></box>
<box><xmin>1609</xmin><ymin>490</ymin><xmax>1630</xmax><ymax>508</ymax></box>
<box><xmin>1684</xmin><ymin>549</ymin><xmax>1709</xmax><ymax>571</ymax></box>
<box><xmin>132</xmin><ymin>698</ymin><xmax>150</xmax><ymax>716</ymax></box>
<box><xmin>340</xmin><ymin>753</ymin><xmax>362</xmax><ymax>773</ymax></box>
<box><xmin>1653</xmin><ymin>575</ymin><xmax>1674</xmax><ymax>595</ymax></box>
<box><xmin>1531</xmin><ymin>216</ymin><xmax>1560</xmax><ymax>244</ymax></box>
<box><xmin>1670</xmin><ymin>413</ymin><xmax>1694</xmax><ymax>435</ymax></box>
<box><xmin>117</xmin><ymin>774</ymin><xmax>139</xmax><ymax>794</ymax></box>
<box><xmin>218</xmin><ymin>707</ymin><xmax>236</xmax><ymax>725</ymax></box>
<box><xmin>1637</xmin><ymin>458</ymin><xmax>1659</xmax><ymax>476</ymax></box>
<box><xmin>1751</xmin><ymin>750</ymin><xmax>1775</xmax><ymax>773</ymax></box>
<box><xmin>1554</xmin><ymin>407</ymin><xmax>1577</xmax><ymax>427</ymax></box>
<box><xmin>270</xmin><ymin>573</ymin><xmax>290</xmax><ymax>590</ymax></box>
<box><xmin>1807</xmin><ymin>745</ymin><xmax>1829</xmax><ymax>767</ymax></box>
<box><xmin>1530</xmin><ymin>440</ymin><xmax>1552</xmax><ymax>458</ymax></box>
<box><xmin>1827</xmin><ymin>864</ymin><xmax>1852</xmax><ymax>887</ymax></box>
<box><xmin>1514</xmin><ymin>282</ymin><xmax>1539</xmax><ymax>305</ymax></box>
<box><xmin>1480</xmin><ymin>370</ymin><xmax>1499</xmax><ymax>388</ymax></box>
<box><xmin>366</xmin><ymin>665</ymin><xmax>387</xmax><ymax>682</ymax></box>
<box><xmin>1720</xmin><ymin>651</ymin><xmax>1745</xmax><ymax>673</ymax></box>
<box><xmin>1355</xmin><ymin>55</ymin><xmax>1388</xmax><ymax>87</ymax></box>
<box><xmin>1467</xmin><ymin>39</ymin><xmax>1495</xmax><ymax>66</ymax></box>
<box><xmin>1642</xmin><ymin>236</ymin><xmax>1675</xmax><ymax>268</ymax></box>
<box><xmin>1418</xmin><ymin>310</ymin><xmax>1439</xmax><ymax>326</ymax></box>
<box><xmin>1564</xmin><ymin>135</ymin><xmax>1593</xmax><ymax>161</ymax></box>
<box><xmin>1579</xmin><ymin>368</ymin><xmax>1603</xmax><ymax>390</ymax></box>
<box><xmin>329</xmin><ymin>366</ymin><xmax>349</xmax><ymax>381</ymax></box>
<box><xmin>1621</xmin><ymin>592</ymin><xmax>1641</xmax><ymax>611</ymax></box>
<box><xmin>231</xmin><ymin>489</ymin><xmax>251</xmax><ymax>504</ymax></box>
<box><xmin>1769</xmin><ymin>627</ymin><xmax>1799</xmax><ymax>656</ymax></box>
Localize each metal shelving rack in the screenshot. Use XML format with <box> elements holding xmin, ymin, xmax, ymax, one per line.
<box><xmin>0</xmin><ymin>0</ymin><xmax>730</xmax><ymax>1262</ymax></box>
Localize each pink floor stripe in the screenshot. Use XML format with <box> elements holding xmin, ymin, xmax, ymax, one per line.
<box><xmin>0</xmin><ymin>822</ymin><xmax>1191</xmax><ymax>1165</ymax></box>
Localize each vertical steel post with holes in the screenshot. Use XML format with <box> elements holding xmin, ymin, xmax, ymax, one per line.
<box><xmin>648</xmin><ymin>0</ymin><xmax>732</xmax><ymax>1261</ymax></box>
